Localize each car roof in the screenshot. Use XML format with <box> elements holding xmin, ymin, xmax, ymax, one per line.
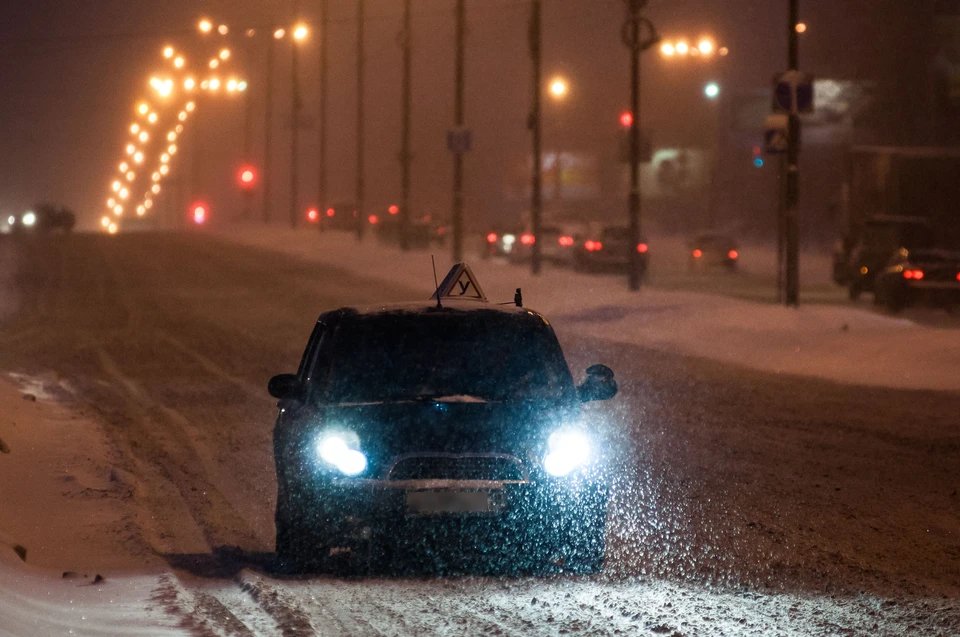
<box><xmin>327</xmin><ymin>299</ymin><xmax>549</xmax><ymax>323</ymax></box>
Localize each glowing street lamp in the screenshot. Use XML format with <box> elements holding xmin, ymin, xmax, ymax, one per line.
<box><xmin>795</xmin><ymin>22</ymin><xmax>808</xmax><ymax>33</ymax></box>
<box><xmin>174</xmin><ymin>56</ymin><xmax>185</xmax><ymax>69</ymax></box>
<box><xmin>274</xmin><ymin>28</ymin><xmax>286</xmax><ymax>40</ymax></box>
<box><xmin>138</xmin><ymin>103</ymin><xmax>149</xmax><ymax>115</ymax></box>
<box><xmin>148</xmin><ymin>112</ymin><xmax>158</xmax><ymax>123</ymax></box>
<box><xmin>675</xmin><ymin>41</ymin><xmax>689</xmax><ymax>55</ymax></box>
<box><xmin>660</xmin><ymin>42</ymin><xmax>675</xmax><ymax>56</ymax></box>
<box><xmin>548</xmin><ymin>77</ymin><xmax>569</xmax><ymax>100</ymax></box>
<box><xmin>130</xmin><ymin>124</ymin><xmax>140</xmax><ymax>135</ymax></box>
<box><xmin>293</xmin><ymin>25</ymin><xmax>309</xmax><ymax>41</ymax></box>
<box><xmin>184</xmin><ymin>77</ymin><xmax>196</xmax><ymax>90</ymax></box>
<box><xmin>219</xmin><ymin>48</ymin><xmax>230</xmax><ymax>60</ymax></box>
<box><xmin>163</xmin><ymin>46</ymin><xmax>174</xmax><ymax>59</ymax></box>
<box><xmin>198</xmin><ymin>19</ymin><xmax>213</xmax><ymax>34</ymax></box>
<box><xmin>698</xmin><ymin>39</ymin><xmax>714</xmax><ymax>55</ymax></box>
<box><xmin>704</xmin><ymin>82</ymin><xmax>720</xmax><ymax>99</ymax></box>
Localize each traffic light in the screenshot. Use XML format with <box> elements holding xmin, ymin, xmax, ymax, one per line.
<box><xmin>618</xmin><ymin>110</ymin><xmax>652</xmax><ymax>164</ymax></box>
<box><xmin>238</xmin><ymin>166</ymin><xmax>257</xmax><ymax>189</ymax></box>
<box><xmin>306</xmin><ymin>207</ymin><xmax>319</xmax><ymax>223</ymax></box>
<box><xmin>752</xmin><ymin>145</ymin><xmax>764</xmax><ymax>168</ymax></box>
<box><xmin>619</xmin><ymin>111</ymin><xmax>634</xmax><ymax>128</ymax></box>
<box><xmin>192</xmin><ymin>202</ymin><xmax>208</xmax><ymax>225</ymax></box>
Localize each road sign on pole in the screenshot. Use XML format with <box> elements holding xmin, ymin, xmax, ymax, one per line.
<box><xmin>763</xmin><ymin>114</ymin><xmax>789</xmax><ymax>154</ymax></box>
<box><xmin>773</xmin><ymin>70</ymin><xmax>814</xmax><ymax>114</ymax></box>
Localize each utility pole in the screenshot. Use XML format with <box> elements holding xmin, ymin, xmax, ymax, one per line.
<box><xmin>529</xmin><ymin>0</ymin><xmax>543</xmax><ymax>275</ymax></box>
<box><xmin>399</xmin><ymin>0</ymin><xmax>413</xmax><ymax>251</ymax></box>
<box><xmin>356</xmin><ymin>0</ymin><xmax>366</xmax><ymax>242</ymax></box>
<box><xmin>785</xmin><ymin>0</ymin><xmax>801</xmax><ymax>306</ymax></box>
<box><xmin>452</xmin><ymin>0</ymin><xmax>466</xmax><ymax>262</ymax></box>
<box><xmin>318</xmin><ymin>0</ymin><xmax>328</xmax><ymax>232</ymax></box>
<box><xmin>262</xmin><ymin>36</ymin><xmax>275</xmax><ymax>223</ymax></box>
<box><xmin>242</xmin><ymin>82</ymin><xmax>254</xmax><ymax>221</ymax></box>
<box><xmin>290</xmin><ymin>1</ymin><xmax>302</xmax><ymax>229</ymax></box>
<box><xmin>622</xmin><ymin>0</ymin><xmax>658</xmax><ymax>291</ymax></box>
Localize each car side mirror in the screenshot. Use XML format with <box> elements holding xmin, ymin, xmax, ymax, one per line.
<box><xmin>268</xmin><ymin>374</ymin><xmax>303</xmax><ymax>401</ymax></box>
<box><xmin>578</xmin><ymin>364</ymin><xmax>618</xmax><ymax>403</ymax></box>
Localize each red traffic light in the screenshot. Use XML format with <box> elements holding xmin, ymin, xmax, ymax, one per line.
<box><xmin>619</xmin><ymin>111</ymin><xmax>634</xmax><ymax>128</ymax></box>
<box><xmin>238</xmin><ymin>166</ymin><xmax>257</xmax><ymax>188</ymax></box>
<box><xmin>306</xmin><ymin>208</ymin><xmax>319</xmax><ymax>223</ymax></box>
<box><xmin>388</xmin><ymin>205</ymin><xmax>399</xmax><ymax>215</ymax></box>
<box><xmin>192</xmin><ymin>203</ymin><xmax>208</xmax><ymax>225</ymax></box>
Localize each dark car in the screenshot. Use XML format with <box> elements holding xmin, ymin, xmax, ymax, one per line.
<box><xmin>574</xmin><ymin>224</ymin><xmax>650</xmax><ymax>274</ymax></box>
<box><xmin>835</xmin><ymin>216</ymin><xmax>932</xmax><ymax>300</ymax></box>
<box><xmin>484</xmin><ymin>228</ymin><xmax>520</xmax><ymax>259</ymax></box>
<box><xmin>688</xmin><ymin>233</ymin><xmax>739</xmax><ymax>271</ymax></box>
<box><xmin>508</xmin><ymin>226</ymin><xmax>577</xmax><ymax>266</ymax></box>
<box><xmin>321</xmin><ymin>202</ymin><xmax>360</xmax><ymax>232</ymax></box>
<box><xmin>874</xmin><ymin>248</ymin><xmax>960</xmax><ymax>312</ymax></box>
<box><xmin>376</xmin><ymin>212</ymin><xmax>446</xmax><ymax>249</ymax></box>
<box><xmin>8</xmin><ymin>203</ymin><xmax>75</xmax><ymax>234</ymax></box>
<box><xmin>268</xmin><ymin>266</ymin><xmax>617</xmax><ymax>575</ymax></box>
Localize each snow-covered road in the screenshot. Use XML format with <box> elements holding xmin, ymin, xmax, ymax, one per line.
<box><xmin>0</xmin><ymin>233</ymin><xmax>957</xmax><ymax>636</ymax></box>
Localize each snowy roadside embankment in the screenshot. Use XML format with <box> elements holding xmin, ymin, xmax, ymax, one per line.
<box><xmin>0</xmin><ymin>376</ymin><xmax>178</xmax><ymax>636</ymax></box>
<box><xmin>214</xmin><ymin>224</ymin><xmax>960</xmax><ymax>392</ymax></box>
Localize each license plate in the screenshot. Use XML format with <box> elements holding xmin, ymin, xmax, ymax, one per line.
<box><xmin>406</xmin><ymin>490</ymin><xmax>498</xmax><ymax>514</ymax></box>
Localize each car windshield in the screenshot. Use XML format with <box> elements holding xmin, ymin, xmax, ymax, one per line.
<box><xmin>323</xmin><ymin>310</ymin><xmax>575</xmax><ymax>404</ymax></box>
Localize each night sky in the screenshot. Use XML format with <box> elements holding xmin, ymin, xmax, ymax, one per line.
<box><xmin>0</xmin><ymin>1</ymin><xmax>932</xmax><ymax>230</ymax></box>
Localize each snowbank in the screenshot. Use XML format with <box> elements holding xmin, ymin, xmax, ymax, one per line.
<box><xmin>0</xmin><ymin>376</ymin><xmax>177</xmax><ymax>636</ymax></box>
<box><xmin>215</xmin><ymin>224</ymin><xmax>960</xmax><ymax>392</ymax></box>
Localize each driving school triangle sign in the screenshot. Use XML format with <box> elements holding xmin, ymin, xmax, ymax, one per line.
<box><xmin>431</xmin><ymin>262</ymin><xmax>488</xmax><ymax>302</ymax></box>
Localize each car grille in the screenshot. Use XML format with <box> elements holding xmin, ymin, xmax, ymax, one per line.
<box><xmin>387</xmin><ymin>454</ymin><xmax>526</xmax><ymax>482</ymax></box>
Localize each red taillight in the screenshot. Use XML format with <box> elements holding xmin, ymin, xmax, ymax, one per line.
<box><xmin>487</xmin><ymin>232</ymin><xmax>498</xmax><ymax>244</ymax></box>
<box><xmin>692</xmin><ymin>249</ymin><xmax>703</xmax><ymax>258</ymax></box>
<box><xmin>637</xmin><ymin>243</ymin><xmax>649</xmax><ymax>254</ymax></box>
<box><xmin>520</xmin><ymin>233</ymin><xmax>536</xmax><ymax>246</ymax></box>
<box><xmin>903</xmin><ymin>269</ymin><xmax>924</xmax><ymax>280</ymax></box>
<box><xmin>388</xmin><ymin>205</ymin><xmax>399</xmax><ymax>215</ymax></box>
<box><xmin>306</xmin><ymin>208</ymin><xmax>319</xmax><ymax>222</ymax></box>
<box><xmin>326</xmin><ymin>208</ymin><xmax>335</xmax><ymax>217</ymax></box>
<box><xmin>559</xmin><ymin>235</ymin><xmax>574</xmax><ymax>247</ymax></box>
<box><xmin>728</xmin><ymin>250</ymin><xmax>739</xmax><ymax>260</ymax></box>
<box><xmin>192</xmin><ymin>205</ymin><xmax>207</xmax><ymax>225</ymax></box>
<box><xmin>368</xmin><ymin>214</ymin><xmax>379</xmax><ymax>225</ymax></box>
<box><xmin>585</xmin><ymin>240</ymin><xmax>603</xmax><ymax>252</ymax></box>
<box><xmin>956</xmin><ymin>272</ymin><xmax>960</xmax><ymax>282</ymax></box>
<box><xmin>437</xmin><ymin>226</ymin><xmax>446</xmax><ymax>235</ymax></box>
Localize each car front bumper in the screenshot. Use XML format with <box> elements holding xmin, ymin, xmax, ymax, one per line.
<box><xmin>286</xmin><ymin>475</ymin><xmax>608</xmax><ymax>565</ymax></box>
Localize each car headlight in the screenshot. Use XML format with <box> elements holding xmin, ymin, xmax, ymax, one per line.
<box><xmin>316</xmin><ymin>431</ymin><xmax>368</xmax><ymax>476</ymax></box>
<box><xmin>543</xmin><ymin>430</ymin><xmax>591</xmax><ymax>477</ymax></box>
<box><xmin>21</xmin><ymin>212</ymin><xmax>36</xmax><ymax>227</ymax></box>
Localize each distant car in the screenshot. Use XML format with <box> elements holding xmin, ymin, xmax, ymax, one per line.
<box><xmin>688</xmin><ymin>233</ymin><xmax>739</xmax><ymax>272</ymax></box>
<box><xmin>376</xmin><ymin>213</ymin><xmax>446</xmax><ymax>249</ymax></box>
<box><xmin>835</xmin><ymin>216</ymin><xmax>932</xmax><ymax>300</ymax></box>
<box><xmin>574</xmin><ymin>224</ymin><xmax>650</xmax><ymax>275</ymax></box>
<box><xmin>269</xmin><ymin>264</ymin><xmax>617</xmax><ymax>575</ymax></box>
<box><xmin>322</xmin><ymin>203</ymin><xmax>360</xmax><ymax>232</ymax></box>
<box><xmin>874</xmin><ymin>247</ymin><xmax>960</xmax><ymax>312</ymax></box>
<box><xmin>8</xmin><ymin>204</ymin><xmax>75</xmax><ymax>234</ymax></box>
<box><xmin>509</xmin><ymin>226</ymin><xmax>578</xmax><ymax>266</ymax></box>
<box><xmin>484</xmin><ymin>228</ymin><xmax>520</xmax><ymax>259</ymax></box>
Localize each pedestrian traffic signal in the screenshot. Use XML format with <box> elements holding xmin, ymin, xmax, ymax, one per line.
<box><xmin>752</xmin><ymin>145</ymin><xmax>764</xmax><ymax>168</ymax></box>
<box><xmin>238</xmin><ymin>166</ymin><xmax>257</xmax><ymax>188</ymax></box>
<box><xmin>619</xmin><ymin>111</ymin><xmax>634</xmax><ymax>128</ymax></box>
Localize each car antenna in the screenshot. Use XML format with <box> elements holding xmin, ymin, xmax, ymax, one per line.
<box><xmin>431</xmin><ymin>255</ymin><xmax>442</xmax><ymax>308</ymax></box>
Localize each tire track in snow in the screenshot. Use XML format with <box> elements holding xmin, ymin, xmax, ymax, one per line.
<box><xmin>236</xmin><ymin>571</ymin><xmax>319</xmax><ymax>636</ymax></box>
<box><xmin>154</xmin><ymin>574</ymin><xmax>259</xmax><ymax>637</ymax></box>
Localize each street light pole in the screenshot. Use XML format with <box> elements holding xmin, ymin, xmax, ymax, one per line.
<box><xmin>622</xmin><ymin>0</ymin><xmax>658</xmax><ymax>291</ymax></box>
<box><xmin>452</xmin><ymin>0</ymin><xmax>465</xmax><ymax>263</ymax></box>
<box><xmin>318</xmin><ymin>0</ymin><xmax>329</xmax><ymax>233</ymax></box>
<box><xmin>290</xmin><ymin>8</ymin><xmax>302</xmax><ymax>229</ymax></box>
<box><xmin>785</xmin><ymin>0</ymin><xmax>801</xmax><ymax>306</ymax></box>
<box><xmin>399</xmin><ymin>0</ymin><xmax>413</xmax><ymax>251</ymax></box>
<box><xmin>356</xmin><ymin>0</ymin><xmax>366</xmax><ymax>242</ymax></box>
<box><xmin>529</xmin><ymin>0</ymin><xmax>543</xmax><ymax>276</ymax></box>
<box><xmin>262</xmin><ymin>36</ymin><xmax>275</xmax><ymax>223</ymax></box>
